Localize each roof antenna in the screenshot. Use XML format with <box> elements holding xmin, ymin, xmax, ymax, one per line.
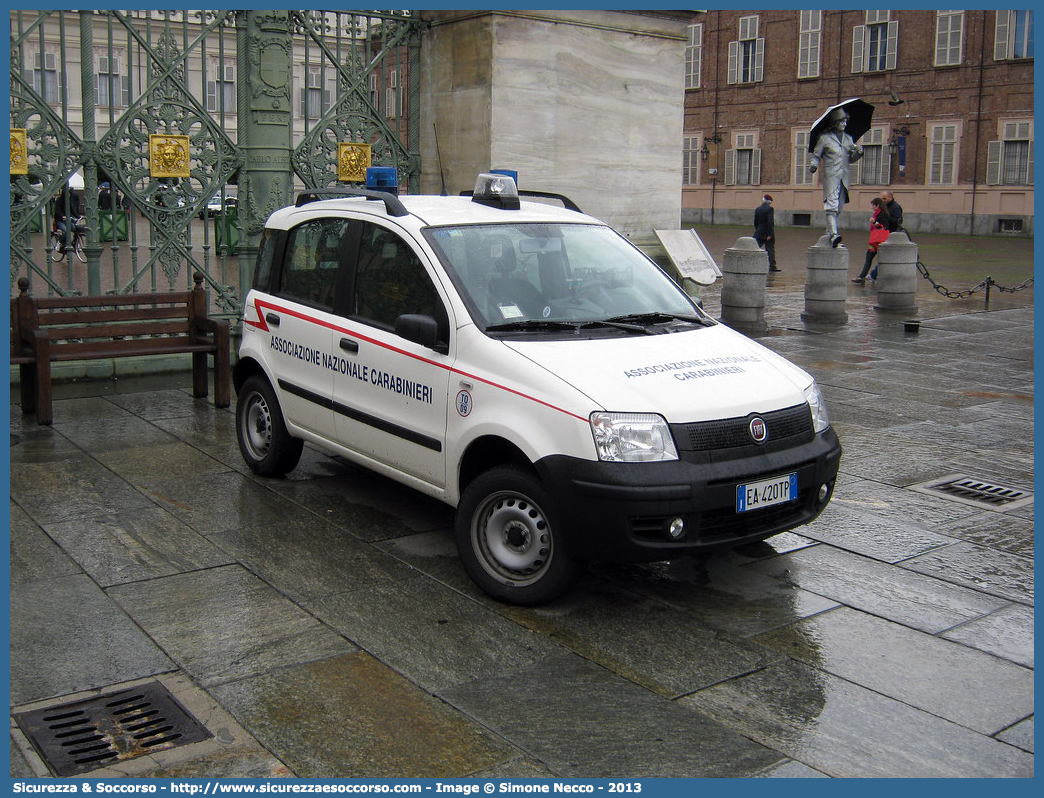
<box><xmin>433</xmin><ymin>124</ymin><xmax>448</xmax><ymax>195</ymax></box>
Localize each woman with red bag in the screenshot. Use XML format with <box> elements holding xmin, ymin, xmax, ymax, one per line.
<box><xmin>852</xmin><ymin>197</ymin><xmax>891</xmax><ymax>285</ymax></box>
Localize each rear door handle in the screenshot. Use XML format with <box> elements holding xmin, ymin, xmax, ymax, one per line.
<box><xmin>265</xmin><ymin>312</ymin><xmax>280</xmax><ymax>327</ymax></box>
<box><xmin>340</xmin><ymin>338</ymin><xmax>359</xmax><ymax>354</ymax></box>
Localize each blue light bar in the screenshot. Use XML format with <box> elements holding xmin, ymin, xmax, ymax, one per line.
<box><xmin>366</xmin><ymin>166</ymin><xmax>399</xmax><ymax>195</ymax></box>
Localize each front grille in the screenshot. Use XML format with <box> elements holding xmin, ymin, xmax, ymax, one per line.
<box><xmin>675</xmin><ymin>404</ymin><xmax>813</xmax><ymax>451</ymax></box>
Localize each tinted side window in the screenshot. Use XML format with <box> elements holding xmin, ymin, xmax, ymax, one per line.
<box><xmin>252</xmin><ymin>229</ymin><xmax>277</xmax><ymax>291</ymax></box>
<box><xmin>279</xmin><ymin>218</ymin><xmax>350</xmax><ymax>310</ymax></box>
<box><xmin>352</xmin><ymin>222</ymin><xmax>447</xmax><ymax>338</ymax></box>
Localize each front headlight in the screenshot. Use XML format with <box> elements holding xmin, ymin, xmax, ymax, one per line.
<box><xmin>804</xmin><ymin>381</ymin><xmax>831</xmax><ymax>433</ymax></box>
<box><xmin>590</xmin><ymin>412</ymin><xmax>678</xmax><ymax>462</ymax></box>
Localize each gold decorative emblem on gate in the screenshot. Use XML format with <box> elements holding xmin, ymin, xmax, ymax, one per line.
<box><xmin>149</xmin><ymin>134</ymin><xmax>191</xmax><ymax>178</ymax></box>
<box><xmin>10</xmin><ymin>128</ymin><xmax>28</xmax><ymax>175</ymax></box>
<box><xmin>338</xmin><ymin>142</ymin><xmax>371</xmax><ymax>182</ymax></box>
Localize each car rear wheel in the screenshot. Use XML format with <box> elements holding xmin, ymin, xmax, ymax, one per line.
<box><xmin>456</xmin><ymin>466</ymin><xmax>580</xmax><ymax>604</ymax></box>
<box><xmin>236</xmin><ymin>375</ymin><xmax>303</xmax><ymax>477</ymax></box>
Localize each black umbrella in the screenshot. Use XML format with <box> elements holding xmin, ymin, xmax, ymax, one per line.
<box><xmin>808</xmin><ymin>98</ymin><xmax>875</xmax><ymax>152</ymax></box>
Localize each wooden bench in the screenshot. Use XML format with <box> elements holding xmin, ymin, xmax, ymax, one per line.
<box><xmin>11</xmin><ymin>271</ymin><xmax>231</xmax><ymax>425</ymax></box>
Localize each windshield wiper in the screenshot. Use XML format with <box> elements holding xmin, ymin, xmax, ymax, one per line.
<box><xmin>485</xmin><ymin>319</ymin><xmax>584</xmax><ymax>333</ymax></box>
<box><xmin>605</xmin><ymin>312</ymin><xmax>716</xmax><ymax>328</ymax></box>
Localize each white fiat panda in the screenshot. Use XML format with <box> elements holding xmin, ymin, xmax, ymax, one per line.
<box><xmin>234</xmin><ymin>173</ymin><xmax>841</xmax><ymax>604</ymax></box>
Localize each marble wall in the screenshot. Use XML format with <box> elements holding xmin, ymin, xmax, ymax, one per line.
<box><xmin>420</xmin><ymin>11</ymin><xmax>689</xmax><ymax>238</ymax></box>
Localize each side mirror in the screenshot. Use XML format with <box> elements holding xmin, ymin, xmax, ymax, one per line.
<box><xmin>395</xmin><ymin>314</ymin><xmax>447</xmax><ymax>353</ymax></box>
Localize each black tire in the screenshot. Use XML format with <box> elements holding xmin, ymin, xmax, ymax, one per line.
<box><xmin>51</xmin><ymin>236</ymin><xmax>66</xmax><ymax>262</ymax></box>
<box><xmin>455</xmin><ymin>466</ymin><xmax>581</xmax><ymax>604</ymax></box>
<box><xmin>74</xmin><ymin>235</ymin><xmax>87</xmax><ymax>262</ymax></box>
<box><xmin>236</xmin><ymin>375</ymin><xmax>303</xmax><ymax>477</ymax></box>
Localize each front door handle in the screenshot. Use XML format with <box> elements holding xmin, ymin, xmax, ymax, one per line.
<box><xmin>340</xmin><ymin>338</ymin><xmax>359</xmax><ymax>354</ymax></box>
<box><xmin>265</xmin><ymin>312</ymin><xmax>280</xmax><ymax>327</ymax></box>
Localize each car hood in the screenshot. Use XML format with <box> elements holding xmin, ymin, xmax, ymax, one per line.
<box><xmin>502</xmin><ymin>324</ymin><xmax>812</xmax><ymax>422</ymax></box>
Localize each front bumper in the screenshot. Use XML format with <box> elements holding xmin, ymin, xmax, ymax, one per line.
<box><xmin>535</xmin><ymin>428</ymin><xmax>841</xmax><ymax>562</ymax></box>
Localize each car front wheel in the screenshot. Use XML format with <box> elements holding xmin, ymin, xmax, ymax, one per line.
<box><xmin>236</xmin><ymin>375</ymin><xmax>303</xmax><ymax>477</ymax></box>
<box><xmin>456</xmin><ymin>466</ymin><xmax>581</xmax><ymax>604</ymax></box>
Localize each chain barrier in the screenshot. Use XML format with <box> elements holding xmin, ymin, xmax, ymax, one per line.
<box><xmin>916</xmin><ymin>259</ymin><xmax>1034</xmax><ymax>305</ymax></box>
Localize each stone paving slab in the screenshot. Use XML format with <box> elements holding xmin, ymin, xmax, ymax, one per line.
<box><xmin>9</xmin><ymin>453</ymin><xmax>157</xmax><ymax>525</ymax></box>
<box><xmin>682</xmin><ymin>659</ymin><xmax>1034</xmax><ymax>778</ymax></box>
<box><xmin>744</xmin><ymin>543</ymin><xmax>1009</xmax><ymax>633</ymax></box>
<box><xmin>751</xmin><ymin>606</ymin><xmax>1034</xmax><ymax>735</ymax></box>
<box><xmin>107</xmin><ymin>565</ymin><xmax>356</xmax><ymax>687</ymax></box>
<box><xmin>940</xmin><ymin>603</ymin><xmax>1035</xmax><ymax>668</ymax></box>
<box><xmin>9</xmin><ymin>574</ymin><xmax>174</xmax><ymax>705</ymax></box>
<box><xmin>592</xmin><ymin>556</ymin><xmax>839</xmax><ymax>638</ymax></box>
<box><xmin>798</xmin><ymin>503</ymin><xmax>958</xmax><ymax>562</ymax></box>
<box><xmin>210</xmin><ymin>515</ymin><xmax>415</xmax><ymax>603</ymax></box>
<box><xmin>439</xmin><ymin>655</ymin><xmax>786</xmax><ymax>778</ymax></box>
<box><xmin>43</xmin><ymin>505</ymin><xmax>234</xmax><ymax>587</ymax></box>
<box><xmin>311</xmin><ymin>576</ymin><xmax>567</xmax><ymax>694</ymax></box>
<box><xmin>211</xmin><ymin>652</ymin><xmax>517</xmax><ymax>778</ymax></box>
<box><xmin>8</xmin><ymin>501</ymin><xmax>80</xmax><ymax>585</ymax></box>
<box><xmin>898</xmin><ymin>541</ymin><xmax>1034</xmax><ymax>605</ymax></box>
<box><xmin>498</xmin><ymin>582</ymin><xmax>782</xmax><ymax>698</ymax></box>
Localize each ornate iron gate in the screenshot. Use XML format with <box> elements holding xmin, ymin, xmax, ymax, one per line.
<box><xmin>9</xmin><ymin>9</ymin><xmax>423</xmax><ymax>318</ymax></box>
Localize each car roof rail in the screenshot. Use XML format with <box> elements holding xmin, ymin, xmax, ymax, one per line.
<box><xmin>295</xmin><ymin>187</ymin><xmax>410</xmax><ymax>217</ymax></box>
<box><xmin>458</xmin><ymin>188</ymin><xmax>583</xmax><ymax>214</ymax></box>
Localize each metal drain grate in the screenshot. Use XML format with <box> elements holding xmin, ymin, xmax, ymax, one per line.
<box><xmin>13</xmin><ymin>681</ymin><xmax>212</xmax><ymax>776</ymax></box>
<box><xmin>910</xmin><ymin>474</ymin><xmax>1033</xmax><ymax>510</ymax></box>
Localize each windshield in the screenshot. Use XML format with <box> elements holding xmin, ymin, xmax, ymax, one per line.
<box><xmin>424</xmin><ymin>223</ymin><xmax>705</xmax><ymax>330</ymax></box>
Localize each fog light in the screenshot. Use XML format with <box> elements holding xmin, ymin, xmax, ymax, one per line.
<box><xmin>818</xmin><ymin>483</ymin><xmax>831</xmax><ymax>503</ymax></box>
<box><xmin>667</xmin><ymin>517</ymin><xmax>686</xmax><ymax>540</ymax></box>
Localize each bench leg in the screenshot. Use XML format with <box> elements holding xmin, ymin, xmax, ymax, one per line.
<box><xmin>18</xmin><ymin>363</ymin><xmax>37</xmax><ymax>416</ymax></box>
<box><xmin>34</xmin><ymin>358</ymin><xmax>53</xmax><ymax>425</ymax></box>
<box><xmin>192</xmin><ymin>351</ymin><xmax>209</xmax><ymax>399</ymax></box>
<box><xmin>214</xmin><ymin>344</ymin><xmax>231</xmax><ymax>409</ymax></box>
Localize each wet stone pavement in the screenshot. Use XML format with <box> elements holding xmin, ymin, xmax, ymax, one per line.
<box><xmin>8</xmin><ymin>243</ymin><xmax>1034</xmax><ymax>779</ymax></box>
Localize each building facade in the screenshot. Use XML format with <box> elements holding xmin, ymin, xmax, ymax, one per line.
<box><xmin>682</xmin><ymin>9</ymin><xmax>1034</xmax><ymax>236</ymax></box>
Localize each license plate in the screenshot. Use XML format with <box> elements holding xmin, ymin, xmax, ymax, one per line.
<box><xmin>737</xmin><ymin>473</ymin><xmax>797</xmax><ymax>512</ymax></box>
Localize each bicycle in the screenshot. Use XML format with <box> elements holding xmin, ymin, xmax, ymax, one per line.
<box><xmin>51</xmin><ymin>216</ymin><xmax>87</xmax><ymax>263</ymax></box>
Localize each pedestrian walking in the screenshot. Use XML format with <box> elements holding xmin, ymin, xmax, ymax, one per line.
<box><xmin>754</xmin><ymin>194</ymin><xmax>779</xmax><ymax>272</ymax></box>
<box><xmin>882</xmin><ymin>190</ymin><xmax>905</xmax><ymax>235</ymax></box>
<box><xmin>852</xmin><ymin>197</ymin><xmax>891</xmax><ymax>284</ymax></box>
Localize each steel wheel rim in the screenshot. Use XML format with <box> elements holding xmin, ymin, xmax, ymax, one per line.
<box><xmin>242</xmin><ymin>391</ymin><xmax>273</xmax><ymax>459</ymax></box>
<box><xmin>472</xmin><ymin>490</ymin><xmax>553</xmax><ymax>586</ymax></box>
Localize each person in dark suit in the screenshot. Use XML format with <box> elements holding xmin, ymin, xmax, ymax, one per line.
<box><xmin>754</xmin><ymin>194</ymin><xmax>779</xmax><ymax>272</ymax></box>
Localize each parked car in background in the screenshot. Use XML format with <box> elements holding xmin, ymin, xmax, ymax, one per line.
<box><xmin>199</xmin><ymin>193</ymin><xmax>237</xmax><ymax>219</ymax></box>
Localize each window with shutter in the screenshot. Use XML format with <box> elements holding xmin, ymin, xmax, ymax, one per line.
<box><xmin>929</xmin><ymin>124</ymin><xmax>959</xmax><ymax>185</ymax></box>
<box><xmin>798</xmin><ymin>11</ymin><xmax>822</xmax><ymax>78</ymax></box>
<box><xmin>935</xmin><ymin>11</ymin><xmax>964</xmax><ymax>66</ymax></box>
<box><xmin>685</xmin><ymin>24</ymin><xmax>703</xmax><ymax>89</ymax></box>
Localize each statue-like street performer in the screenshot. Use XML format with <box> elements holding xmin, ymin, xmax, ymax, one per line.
<box><xmin>809</xmin><ymin>107</ymin><xmax>863</xmax><ymax>247</ymax></box>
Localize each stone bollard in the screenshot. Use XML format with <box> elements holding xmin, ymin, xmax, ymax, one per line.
<box><xmin>874</xmin><ymin>231</ymin><xmax>918</xmax><ymax>314</ymax></box>
<box><xmin>802</xmin><ymin>235</ymin><xmax>849</xmax><ymax>324</ymax></box>
<box><xmin>719</xmin><ymin>236</ymin><xmax>768</xmax><ymax>334</ymax></box>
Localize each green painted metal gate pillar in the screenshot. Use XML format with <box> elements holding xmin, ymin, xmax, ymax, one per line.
<box><xmin>236</xmin><ymin>11</ymin><xmax>295</xmax><ymax>296</ymax></box>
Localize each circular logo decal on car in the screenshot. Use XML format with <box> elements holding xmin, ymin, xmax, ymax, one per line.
<box><xmin>749</xmin><ymin>417</ymin><xmax>768</xmax><ymax>443</ymax></box>
<box><xmin>456</xmin><ymin>390</ymin><xmax>473</xmax><ymax>417</ymax></box>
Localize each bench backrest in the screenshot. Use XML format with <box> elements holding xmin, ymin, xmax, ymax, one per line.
<box><xmin>13</xmin><ymin>272</ymin><xmax>213</xmax><ymax>346</ymax></box>
<box><xmin>32</xmin><ymin>291</ymin><xmax>198</xmax><ymax>343</ymax></box>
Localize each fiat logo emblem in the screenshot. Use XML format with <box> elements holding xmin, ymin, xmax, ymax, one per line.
<box><xmin>749</xmin><ymin>417</ymin><xmax>768</xmax><ymax>443</ymax></box>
